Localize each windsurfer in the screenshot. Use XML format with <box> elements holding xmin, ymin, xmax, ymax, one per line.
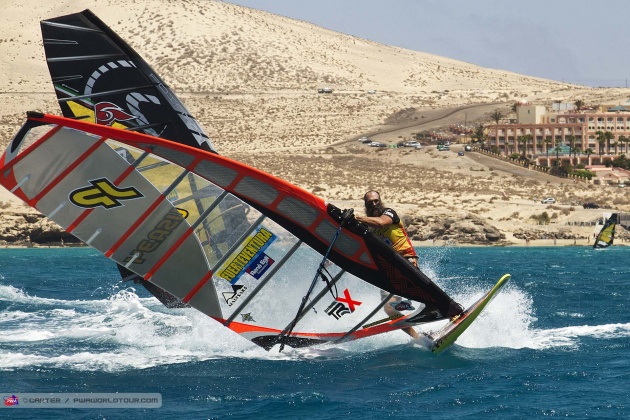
<box><xmin>355</xmin><ymin>190</ymin><xmax>419</xmax><ymax>267</ymax></box>
<box><xmin>355</xmin><ymin>190</ymin><xmax>428</xmax><ymax>339</ymax></box>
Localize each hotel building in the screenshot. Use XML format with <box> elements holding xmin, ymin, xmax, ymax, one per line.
<box><xmin>485</xmin><ymin>103</ymin><xmax>630</xmax><ymax>167</ymax></box>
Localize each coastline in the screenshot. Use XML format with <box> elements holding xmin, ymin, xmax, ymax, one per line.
<box><xmin>412</xmin><ymin>238</ymin><xmax>625</xmax><ymax>247</ymax></box>
<box><xmin>3</xmin><ymin>238</ymin><xmax>625</xmax><ymax>249</ymax></box>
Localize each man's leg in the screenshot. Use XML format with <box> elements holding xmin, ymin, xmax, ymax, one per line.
<box><xmin>383</xmin><ymin>295</ymin><xmax>420</xmax><ymax>339</ymax></box>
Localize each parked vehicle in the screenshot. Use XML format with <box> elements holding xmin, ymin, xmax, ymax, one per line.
<box><xmin>464</xmin><ymin>145</ymin><xmax>472</xmax><ymax>151</ymax></box>
<box><xmin>369</xmin><ymin>142</ymin><xmax>387</xmax><ymax>148</ymax></box>
<box><xmin>583</xmin><ymin>202</ymin><xmax>600</xmax><ymax>209</ymax></box>
<box><xmin>398</xmin><ymin>141</ymin><xmax>421</xmax><ymax>149</ymax></box>
<box><xmin>359</xmin><ymin>137</ymin><xmax>373</xmax><ymax>144</ymax></box>
<box><xmin>541</xmin><ymin>197</ymin><xmax>556</xmax><ymax>204</ymax></box>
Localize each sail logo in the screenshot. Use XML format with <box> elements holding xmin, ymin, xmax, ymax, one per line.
<box><xmin>94</xmin><ymin>101</ymin><xmax>136</xmax><ymax>125</ymax></box>
<box><xmin>222</xmin><ymin>285</ymin><xmax>247</xmax><ymax>306</ymax></box>
<box><xmin>325</xmin><ymin>289</ymin><xmax>362</xmax><ymax>320</ymax></box>
<box><xmin>3</xmin><ymin>395</ymin><xmax>19</xmax><ymax>406</ymax></box>
<box><xmin>124</xmin><ymin>209</ymin><xmax>185</xmax><ymax>265</ymax></box>
<box><xmin>246</xmin><ymin>253</ymin><xmax>274</xmax><ymax>280</ymax></box>
<box><xmin>176</xmin><ymin>208</ymin><xmax>189</xmax><ymax>219</ymax></box>
<box><xmin>70</xmin><ymin>178</ymin><xmax>143</xmax><ymax>209</ymax></box>
<box><xmin>391</xmin><ymin>300</ymin><xmax>415</xmax><ymax>311</ymax></box>
<box><xmin>241</xmin><ymin>313</ymin><xmax>256</xmax><ymax>323</ymax></box>
<box><xmin>218</xmin><ymin>228</ymin><xmax>276</xmax><ymax>284</ymax></box>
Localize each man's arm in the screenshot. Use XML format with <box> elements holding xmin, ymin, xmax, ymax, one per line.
<box><xmin>355</xmin><ymin>213</ymin><xmax>393</xmax><ymax>228</ymax></box>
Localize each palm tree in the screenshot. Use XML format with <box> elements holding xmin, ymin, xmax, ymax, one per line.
<box><xmin>619</xmin><ymin>135</ymin><xmax>630</xmax><ymax>154</ymax></box>
<box><xmin>585</xmin><ymin>148</ymin><xmax>594</xmax><ymax>165</ymax></box>
<box><xmin>554</xmin><ymin>145</ymin><xmax>563</xmax><ymax>166</ymax></box>
<box><xmin>517</xmin><ymin>135</ymin><xmax>527</xmax><ymax>158</ymax></box>
<box><xmin>470</xmin><ymin>123</ymin><xmax>486</xmax><ymax>149</ymax></box>
<box><xmin>544</xmin><ymin>137</ymin><xmax>553</xmax><ymax>158</ymax></box>
<box><xmin>489</xmin><ymin>110</ymin><xmax>504</xmax><ymax>154</ymax></box>
<box><xmin>596</xmin><ymin>130</ymin><xmax>606</xmax><ymax>156</ymax></box>
<box><xmin>620</xmin><ymin>135</ymin><xmax>629</xmax><ymax>155</ymax></box>
<box><xmin>574</xmin><ymin>99</ymin><xmax>585</xmax><ymax>112</ymax></box>
<box><xmin>524</xmin><ymin>134</ymin><xmax>533</xmax><ymax>157</ymax></box>
<box><xmin>566</xmin><ymin>134</ymin><xmax>576</xmax><ymax>165</ymax></box>
<box><xmin>536</xmin><ymin>139</ymin><xmax>543</xmax><ymax>155</ymax></box>
<box><xmin>604</xmin><ymin>131</ymin><xmax>614</xmax><ymax>155</ymax></box>
<box><xmin>612</xmin><ymin>141</ymin><xmax>619</xmax><ymax>155</ymax></box>
<box><xmin>571</xmin><ymin>147</ymin><xmax>581</xmax><ymax>167</ymax></box>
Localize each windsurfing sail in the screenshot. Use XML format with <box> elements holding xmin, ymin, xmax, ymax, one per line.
<box><xmin>593</xmin><ymin>213</ymin><xmax>617</xmax><ymax>249</ymax></box>
<box><xmin>1</xmin><ymin>112</ymin><xmax>464</xmax><ymax>350</ymax></box>
<box><xmin>40</xmin><ymin>9</ymin><xmax>215</xmax><ymax>153</ymax></box>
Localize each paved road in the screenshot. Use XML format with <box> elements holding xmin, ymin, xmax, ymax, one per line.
<box><xmin>467</xmin><ymin>151</ymin><xmax>566</xmax><ymax>184</ymax></box>
<box><xmin>340</xmin><ymin>100</ymin><xmax>567</xmax><ymax>185</ymax></box>
<box><xmin>359</xmin><ymin>102</ymin><xmax>508</xmax><ymax>145</ymax></box>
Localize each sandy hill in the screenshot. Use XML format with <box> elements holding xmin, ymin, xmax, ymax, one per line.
<box><xmin>0</xmin><ymin>0</ymin><xmax>630</xmax><ymax>246</ymax></box>
<box><xmin>2</xmin><ymin>0</ymin><xmax>629</xmax><ymax>152</ymax></box>
<box><xmin>0</xmin><ymin>0</ymin><xmax>600</xmax><ymax>94</ymax></box>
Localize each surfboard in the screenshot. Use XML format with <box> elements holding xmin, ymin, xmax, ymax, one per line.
<box><xmin>425</xmin><ymin>274</ymin><xmax>511</xmax><ymax>353</ymax></box>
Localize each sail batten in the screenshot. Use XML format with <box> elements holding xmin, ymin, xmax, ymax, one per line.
<box><xmin>41</xmin><ymin>20</ymin><xmax>104</xmax><ymax>33</ymax></box>
<box><xmin>46</xmin><ymin>53</ymin><xmax>130</xmax><ymax>63</ymax></box>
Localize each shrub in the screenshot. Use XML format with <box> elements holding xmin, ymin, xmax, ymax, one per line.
<box><xmin>530</xmin><ymin>212</ymin><xmax>550</xmax><ymax>225</ymax></box>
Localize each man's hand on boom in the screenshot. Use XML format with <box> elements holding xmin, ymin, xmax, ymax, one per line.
<box><xmin>355</xmin><ymin>213</ymin><xmax>393</xmax><ymax>229</ymax></box>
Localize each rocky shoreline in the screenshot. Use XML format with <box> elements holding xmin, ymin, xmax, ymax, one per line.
<box><xmin>1</xmin><ymin>208</ymin><xmax>622</xmax><ymax>249</ymax></box>
<box><xmin>0</xmin><ymin>212</ymin><xmax>82</xmax><ymax>247</ymax></box>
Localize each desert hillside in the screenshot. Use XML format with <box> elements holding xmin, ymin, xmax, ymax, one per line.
<box><xmin>1</xmin><ymin>0</ymin><xmax>629</xmax><ymax>246</ymax></box>
<box><xmin>2</xmin><ymin>0</ymin><xmax>629</xmax><ymax>152</ymax></box>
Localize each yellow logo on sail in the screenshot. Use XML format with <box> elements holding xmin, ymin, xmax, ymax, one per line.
<box><xmin>70</xmin><ymin>178</ymin><xmax>143</xmax><ymax>209</ymax></box>
<box><xmin>218</xmin><ymin>228</ymin><xmax>275</xmax><ymax>283</ymax></box>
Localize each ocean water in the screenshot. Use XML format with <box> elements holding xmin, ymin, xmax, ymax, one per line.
<box><xmin>1</xmin><ymin>246</ymin><xmax>629</xmax><ymax>419</ymax></box>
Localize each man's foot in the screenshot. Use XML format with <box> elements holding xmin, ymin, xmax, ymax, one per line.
<box><xmin>402</xmin><ymin>327</ymin><xmax>420</xmax><ymax>339</ymax></box>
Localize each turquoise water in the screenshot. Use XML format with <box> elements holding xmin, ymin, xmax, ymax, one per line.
<box><xmin>1</xmin><ymin>246</ymin><xmax>629</xmax><ymax>419</ymax></box>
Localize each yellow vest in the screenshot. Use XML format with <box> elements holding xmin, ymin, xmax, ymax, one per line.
<box><xmin>371</xmin><ymin>208</ymin><xmax>417</xmax><ymax>258</ymax></box>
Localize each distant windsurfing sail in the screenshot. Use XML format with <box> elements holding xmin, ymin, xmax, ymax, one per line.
<box><xmin>593</xmin><ymin>213</ymin><xmax>625</xmax><ymax>249</ymax></box>
<box><xmin>40</xmin><ymin>9</ymin><xmax>215</xmax><ymax>153</ymax></box>
<box><xmin>1</xmin><ymin>113</ymin><xmax>464</xmax><ymax>350</ymax></box>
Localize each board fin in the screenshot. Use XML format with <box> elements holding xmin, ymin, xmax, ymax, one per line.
<box><xmin>423</xmin><ymin>274</ymin><xmax>511</xmax><ymax>353</ymax></box>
